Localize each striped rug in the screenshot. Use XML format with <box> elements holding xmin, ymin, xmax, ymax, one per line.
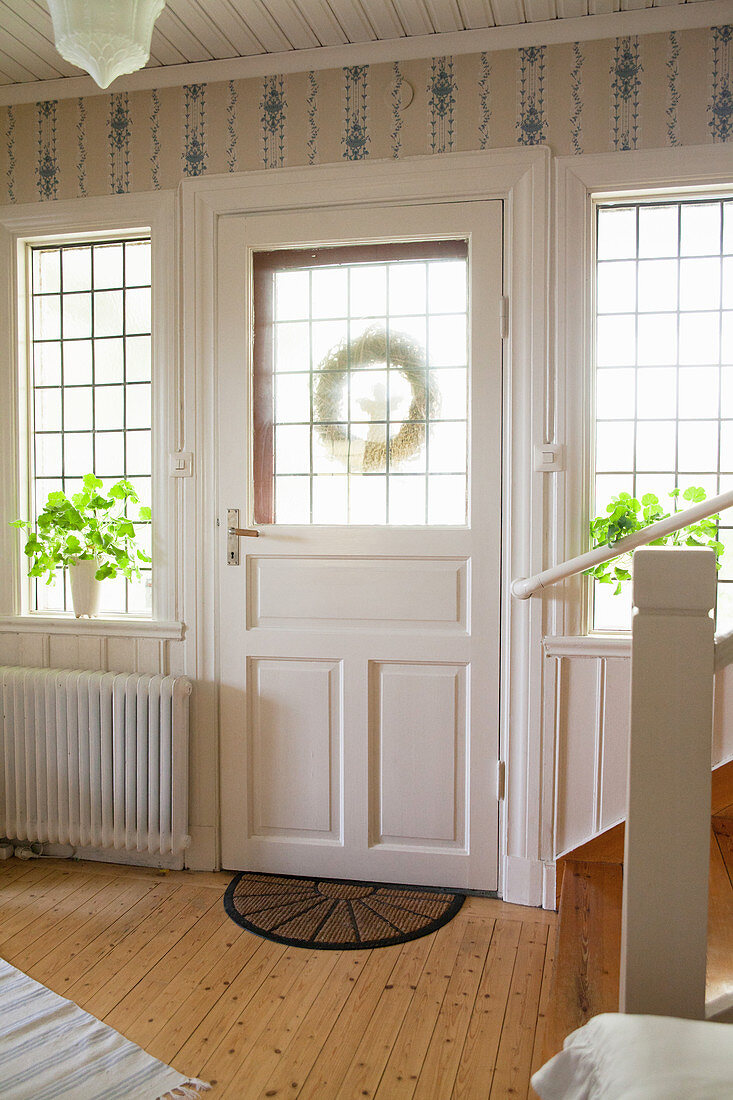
<box><xmin>0</xmin><ymin>959</ymin><xmax>209</xmax><ymax>1099</ymax></box>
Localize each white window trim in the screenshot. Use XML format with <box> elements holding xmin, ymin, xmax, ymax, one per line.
<box><xmin>554</xmin><ymin>144</ymin><xmax>733</xmax><ymax>641</ymax></box>
<box><xmin>0</xmin><ymin>191</ymin><xmax>179</xmax><ymax>630</ymax></box>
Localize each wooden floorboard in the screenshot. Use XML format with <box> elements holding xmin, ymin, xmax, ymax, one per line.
<box><xmin>255</xmin><ymin>949</ymin><xmax>370</xmax><ymax>1098</ymax></box>
<box><xmin>490</xmin><ymin>922</ymin><xmax>550</xmax><ymax>1100</ymax></box>
<box><xmin>451</xmin><ymin>919</ymin><xmax>521</xmax><ymax>1100</ymax></box>
<box><xmin>334</xmin><ymin>928</ymin><xmax>438</xmax><ymax>1099</ymax></box>
<box><xmin>411</xmin><ymin>919</ymin><xmax>488</xmax><ymax>1100</ymax></box>
<box><xmin>0</xmin><ymin>858</ymin><xmax>556</xmax><ymax>1099</ymax></box>
<box><xmin>529</xmin><ymin>923</ymin><xmax>556</xmax><ymax>1095</ymax></box>
<box><xmin>375</xmin><ymin>917</ymin><xmax>476</xmax><ymax>1100</ymax></box>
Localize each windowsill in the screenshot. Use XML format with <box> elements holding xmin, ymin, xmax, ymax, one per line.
<box><xmin>0</xmin><ymin>615</ymin><xmax>184</xmax><ymax>640</ymax></box>
<box><xmin>543</xmin><ymin>634</ymin><xmax>632</xmax><ymax>657</ymax></box>
<box><xmin>545</xmin><ymin>629</ymin><xmax>733</xmax><ymax>658</ymax></box>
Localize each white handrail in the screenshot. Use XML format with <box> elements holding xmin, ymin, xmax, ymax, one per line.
<box><xmin>511</xmin><ymin>487</ymin><xmax>733</xmax><ymax>600</ymax></box>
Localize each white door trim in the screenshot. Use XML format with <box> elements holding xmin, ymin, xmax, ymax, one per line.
<box><xmin>180</xmin><ymin>148</ymin><xmax>550</xmax><ymax>903</ymax></box>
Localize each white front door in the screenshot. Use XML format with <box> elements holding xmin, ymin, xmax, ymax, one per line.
<box><xmin>217</xmin><ymin>198</ymin><xmax>503</xmax><ymax>891</ymax></box>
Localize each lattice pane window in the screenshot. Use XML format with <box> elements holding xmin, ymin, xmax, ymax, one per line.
<box><xmin>30</xmin><ymin>239</ymin><xmax>152</xmax><ymax>615</ymax></box>
<box><xmin>594</xmin><ymin>198</ymin><xmax>733</xmax><ymax>631</ymax></box>
<box><xmin>253</xmin><ymin>242</ymin><xmax>469</xmax><ymax>526</ymax></box>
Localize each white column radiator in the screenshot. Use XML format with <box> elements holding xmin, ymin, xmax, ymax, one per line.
<box><xmin>0</xmin><ymin>666</ymin><xmax>192</xmax><ymax>857</ymax></box>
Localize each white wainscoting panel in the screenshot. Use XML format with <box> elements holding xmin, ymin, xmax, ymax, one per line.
<box><xmin>369</xmin><ymin>661</ymin><xmax>467</xmax><ymax>849</ymax></box>
<box><xmin>249</xmin><ymin>557</ymin><xmax>468</xmax><ymax>632</ymax></box>
<box><xmin>248</xmin><ymin>657</ymin><xmax>342</xmax><ymax>842</ymax></box>
<box><xmin>0</xmin><ymin>629</ymin><xmax>181</xmax><ymax>676</ymax></box>
<box><xmin>547</xmin><ymin>650</ymin><xmax>634</xmax><ymax>857</ymax></box>
<box><xmin>554</xmin><ymin>655</ymin><xmax>601</xmax><ymax>853</ymax></box>
<box><xmin>546</xmin><ymin>641</ymin><xmax>733</xmax><ymax>860</ymax></box>
<box><xmin>599</xmin><ymin>658</ymin><xmax>632</xmax><ymax>831</ymax></box>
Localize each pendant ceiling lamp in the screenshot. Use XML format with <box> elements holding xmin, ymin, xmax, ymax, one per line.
<box><xmin>47</xmin><ymin>0</ymin><xmax>166</xmax><ymax>90</ymax></box>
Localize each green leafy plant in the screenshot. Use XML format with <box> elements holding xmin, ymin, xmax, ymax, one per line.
<box><xmin>587</xmin><ymin>486</ymin><xmax>725</xmax><ymax>594</ymax></box>
<box><xmin>10</xmin><ymin>474</ymin><xmax>151</xmax><ymax>584</ymax></box>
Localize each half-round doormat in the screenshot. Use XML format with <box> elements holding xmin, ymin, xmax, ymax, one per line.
<box><xmin>223</xmin><ymin>871</ymin><xmax>465</xmax><ymax>950</ymax></box>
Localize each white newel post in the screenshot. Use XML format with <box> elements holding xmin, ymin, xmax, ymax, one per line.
<box><xmin>620</xmin><ymin>547</ymin><xmax>715</xmax><ymax>1020</ymax></box>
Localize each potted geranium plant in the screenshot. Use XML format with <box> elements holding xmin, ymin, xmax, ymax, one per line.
<box><xmin>587</xmin><ymin>486</ymin><xmax>724</xmax><ymax>593</ymax></box>
<box><xmin>10</xmin><ymin>474</ymin><xmax>151</xmax><ymax>618</ymax></box>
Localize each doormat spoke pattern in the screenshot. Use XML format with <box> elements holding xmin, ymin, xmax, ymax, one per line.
<box><xmin>224</xmin><ymin>871</ymin><xmax>465</xmax><ymax>950</ymax></box>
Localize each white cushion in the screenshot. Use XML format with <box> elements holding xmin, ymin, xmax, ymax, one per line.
<box><xmin>531</xmin><ymin>1013</ymin><xmax>733</xmax><ymax>1099</ymax></box>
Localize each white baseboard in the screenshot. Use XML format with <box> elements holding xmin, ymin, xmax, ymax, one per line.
<box><xmin>185</xmin><ymin>825</ymin><xmax>217</xmax><ymax>871</ymax></box>
<box><xmin>543</xmin><ymin>861</ymin><xmax>557</xmax><ymax>910</ymax></box>
<box><xmin>503</xmin><ymin>855</ymin><xmax>544</xmax><ymax>907</ymax></box>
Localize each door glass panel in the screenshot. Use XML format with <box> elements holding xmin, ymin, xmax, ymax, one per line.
<box><xmin>253</xmin><ymin>241</ymin><xmax>469</xmax><ymax>525</ymax></box>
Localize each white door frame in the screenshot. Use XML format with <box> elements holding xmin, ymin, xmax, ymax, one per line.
<box><xmin>180</xmin><ymin>148</ymin><xmax>550</xmax><ymax>904</ymax></box>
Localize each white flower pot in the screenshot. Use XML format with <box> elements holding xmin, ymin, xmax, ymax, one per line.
<box><xmin>69</xmin><ymin>559</ymin><xmax>101</xmax><ymax>618</ymax></box>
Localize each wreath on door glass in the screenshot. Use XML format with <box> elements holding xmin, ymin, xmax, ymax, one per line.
<box><xmin>313</xmin><ymin>324</ymin><xmax>439</xmax><ymax>472</ymax></box>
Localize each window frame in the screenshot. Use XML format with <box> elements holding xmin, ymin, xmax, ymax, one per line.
<box><xmin>591</xmin><ymin>193</ymin><xmax>733</xmax><ymax>633</ymax></box>
<box><xmin>555</xmin><ymin>145</ymin><xmax>733</xmax><ymax>641</ymax></box>
<box><xmin>0</xmin><ymin>192</ymin><xmax>178</xmax><ymax>630</ymax></box>
<box><xmin>252</xmin><ymin>238</ymin><xmax>469</xmax><ymax>527</ymax></box>
<box><xmin>26</xmin><ymin>232</ymin><xmax>154</xmax><ymax>616</ymax></box>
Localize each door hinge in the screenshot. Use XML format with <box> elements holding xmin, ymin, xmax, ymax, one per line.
<box><xmin>500</xmin><ymin>296</ymin><xmax>509</xmax><ymax>339</ymax></box>
<box><xmin>497</xmin><ymin>760</ymin><xmax>506</xmax><ymax>801</ymax></box>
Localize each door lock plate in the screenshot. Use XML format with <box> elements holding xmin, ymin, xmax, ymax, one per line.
<box><xmin>227</xmin><ymin>508</ymin><xmax>240</xmax><ymax>566</ymax></box>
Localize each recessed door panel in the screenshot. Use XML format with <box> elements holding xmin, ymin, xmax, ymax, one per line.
<box><xmin>250</xmin><ymin>556</ymin><xmax>467</xmax><ymax>631</ymax></box>
<box><xmin>249</xmin><ymin>658</ymin><xmax>341</xmax><ymax>841</ymax></box>
<box><xmin>370</xmin><ymin>661</ymin><xmax>467</xmax><ymax>848</ymax></box>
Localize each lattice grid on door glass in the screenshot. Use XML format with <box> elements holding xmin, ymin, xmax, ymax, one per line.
<box><xmin>594</xmin><ymin>197</ymin><xmax>733</xmax><ymax>631</ymax></box>
<box><xmin>253</xmin><ymin>242</ymin><xmax>469</xmax><ymax>526</ymax></box>
<box><xmin>29</xmin><ymin>238</ymin><xmax>152</xmax><ymax>615</ymax></box>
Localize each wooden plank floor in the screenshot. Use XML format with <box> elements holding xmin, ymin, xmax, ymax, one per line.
<box><xmin>0</xmin><ymin>858</ymin><xmax>556</xmax><ymax>1099</ymax></box>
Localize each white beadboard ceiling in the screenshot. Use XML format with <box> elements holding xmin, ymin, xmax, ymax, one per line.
<box><xmin>0</xmin><ymin>0</ymin><xmax>725</xmax><ymax>99</ymax></box>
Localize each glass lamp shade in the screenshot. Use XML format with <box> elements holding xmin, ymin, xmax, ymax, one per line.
<box><xmin>47</xmin><ymin>0</ymin><xmax>166</xmax><ymax>89</ymax></box>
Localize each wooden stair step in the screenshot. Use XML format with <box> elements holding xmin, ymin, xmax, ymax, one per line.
<box><xmin>708</xmin><ymin>824</ymin><xmax>733</xmax><ymax>1014</ymax></box>
<box><xmin>542</xmin><ymin>859</ymin><xmax>622</xmax><ymax>1063</ymax></box>
<box><xmin>540</xmin><ymin>763</ymin><xmax>733</xmax><ymax>1064</ymax></box>
<box><xmin>546</xmin><ymin>819</ymin><xmax>733</xmax><ymax>1060</ymax></box>
<box><xmin>711</xmin><ymin>759</ymin><xmax>733</xmax><ymax>818</ymax></box>
<box><xmin>555</xmin><ymin>759</ymin><xmax>733</xmax><ymax>907</ymax></box>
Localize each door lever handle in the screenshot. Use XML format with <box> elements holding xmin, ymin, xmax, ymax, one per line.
<box><xmin>227</xmin><ymin>509</ymin><xmax>258</xmax><ymax>566</ymax></box>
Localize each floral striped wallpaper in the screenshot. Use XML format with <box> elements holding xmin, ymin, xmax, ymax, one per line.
<box><xmin>1</xmin><ymin>24</ymin><xmax>731</xmax><ymax>206</ymax></box>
